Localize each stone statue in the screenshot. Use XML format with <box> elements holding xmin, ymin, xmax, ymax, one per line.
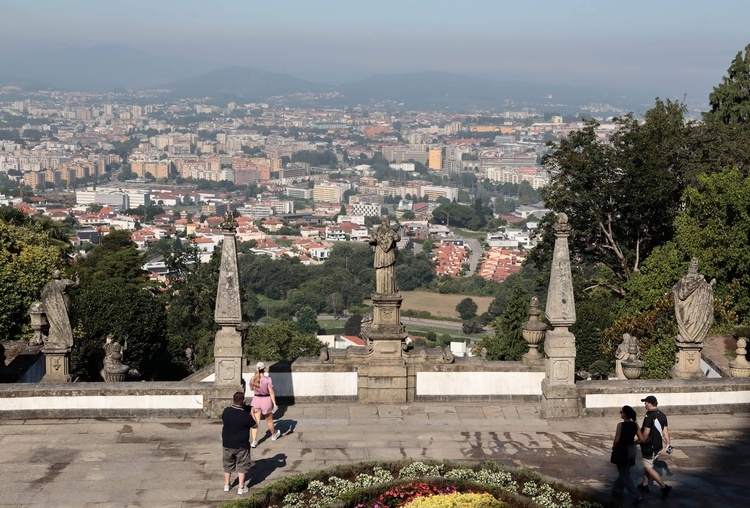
<box><xmin>103</xmin><ymin>334</ymin><xmax>129</xmax><ymax>382</ymax></box>
<box><xmin>369</xmin><ymin>216</ymin><xmax>400</xmax><ymax>294</ymax></box>
<box><xmin>673</xmin><ymin>258</ymin><xmax>715</xmax><ymax>344</ymax></box>
<box><xmin>40</xmin><ymin>270</ymin><xmax>79</xmax><ymax>349</ymax></box>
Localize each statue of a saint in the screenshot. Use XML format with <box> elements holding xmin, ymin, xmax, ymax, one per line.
<box><xmin>673</xmin><ymin>258</ymin><xmax>715</xmax><ymax>344</ymax></box>
<box><xmin>369</xmin><ymin>217</ymin><xmax>400</xmax><ymax>294</ymax></box>
<box><xmin>40</xmin><ymin>270</ymin><xmax>79</xmax><ymax>349</ymax></box>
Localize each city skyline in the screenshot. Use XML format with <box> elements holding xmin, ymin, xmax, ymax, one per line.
<box><xmin>2</xmin><ymin>1</ymin><xmax>749</xmax><ymax>106</ymax></box>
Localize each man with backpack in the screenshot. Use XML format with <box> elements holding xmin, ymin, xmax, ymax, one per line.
<box><xmin>638</xmin><ymin>395</ymin><xmax>673</xmax><ymax>499</ymax></box>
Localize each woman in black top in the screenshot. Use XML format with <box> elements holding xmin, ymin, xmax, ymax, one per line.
<box><xmin>611</xmin><ymin>405</ymin><xmax>644</xmax><ymax>505</ymax></box>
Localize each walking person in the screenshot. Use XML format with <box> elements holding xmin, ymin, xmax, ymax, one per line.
<box><xmin>638</xmin><ymin>395</ymin><xmax>672</xmax><ymax>499</ymax></box>
<box><xmin>611</xmin><ymin>405</ymin><xmax>644</xmax><ymax>505</ymax></box>
<box><xmin>250</xmin><ymin>362</ymin><xmax>280</xmax><ymax>447</ymax></box>
<box><xmin>221</xmin><ymin>391</ymin><xmax>253</xmax><ymax>495</ymax></box>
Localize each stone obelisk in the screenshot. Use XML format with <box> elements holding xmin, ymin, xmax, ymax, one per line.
<box><xmin>540</xmin><ymin>213</ymin><xmax>579</xmax><ymax>418</ymax></box>
<box><xmin>212</xmin><ymin>212</ymin><xmax>245</xmax><ymax>409</ymax></box>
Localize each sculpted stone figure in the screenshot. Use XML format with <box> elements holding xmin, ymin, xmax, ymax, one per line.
<box><xmin>369</xmin><ymin>216</ymin><xmax>400</xmax><ymax>295</ymax></box>
<box><xmin>103</xmin><ymin>335</ymin><xmax>129</xmax><ymax>382</ymax></box>
<box><xmin>672</xmin><ymin>258</ymin><xmax>715</xmax><ymax>344</ymax></box>
<box><xmin>40</xmin><ymin>270</ymin><xmax>79</xmax><ymax>349</ymax></box>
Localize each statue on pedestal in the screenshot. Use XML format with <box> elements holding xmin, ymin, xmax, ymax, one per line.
<box><xmin>369</xmin><ymin>216</ymin><xmax>400</xmax><ymax>295</ymax></box>
<box><xmin>40</xmin><ymin>270</ymin><xmax>79</xmax><ymax>350</ymax></box>
<box><xmin>673</xmin><ymin>258</ymin><xmax>715</xmax><ymax>344</ymax></box>
<box><xmin>671</xmin><ymin>258</ymin><xmax>715</xmax><ymax>378</ymax></box>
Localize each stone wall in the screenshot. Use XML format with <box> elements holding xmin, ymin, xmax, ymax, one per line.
<box><xmin>3</xmin><ymin>360</ymin><xmax>750</xmax><ymax>419</ymax></box>
<box><xmin>578</xmin><ymin>377</ymin><xmax>750</xmax><ymax>416</ymax></box>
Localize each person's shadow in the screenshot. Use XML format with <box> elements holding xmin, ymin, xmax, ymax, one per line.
<box><xmin>248</xmin><ymin>453</ymin><xmax>287</xmax><ymax>487</ymax></box>
<box><xmin>654</xmin><ymin>457</ymin><xmax>674</xmax><ymax>479</ymax></box>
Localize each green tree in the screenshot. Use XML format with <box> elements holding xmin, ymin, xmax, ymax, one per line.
<box><xmin>244</xmin><ymin>321</ymin><xmax>324</xmax><ymax>361</ymax></box>
<box><xmin>706</xmin><ymin>44</ymin><xmax>750</xmax><ymax>126</ymax></box>
<box><xmin>478</xmin><ymin>282</ymin><xmax>529</xmax><ymax>360</ymax></box>
<box><xmin>295</xmin><ymin>305</ymin><xmax>319</xmax><ymax>335</ymax></box>
<box><xmin>542</xmin><ymin>100</ymin><xmax>689</xmax><ymax>295</ymax></box>
<box><xmin>76</xmin><ymin>230</ymin><xmax>146</xmax><ymax>285</ymax></box>
<box><xmin>674</xmin><ymin>166</ymin><xmax>750</xmax><ymax>320</ymax></box>
<box><xmin>344</xmin><ymin>313</ymin><xmax>363</xmax><ymax>336</ymax></box>
<box><xmin>455</xmin><ymin>297</ymin><xmax>478</xmax><ymax>320</ymax></box>
<box><xmin>0</xmin><ymin>220</ymin><xmax>66</xmax><ymax>340</ymax></box>
<box><xmin>72</xmin><ymin>279</ymin><xmax>168</xmax><ymax>380</ymax></box>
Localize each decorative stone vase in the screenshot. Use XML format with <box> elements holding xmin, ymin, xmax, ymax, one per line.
<box><xmin>621</xmin><ymin>339</ymin><xmax>644</xmax><ymax>380</ymax></box>
<box><xmin>521</xmin><ymin>296</ymin><xmax>547</xmax><ymax>365</ymax></box>
<box><xmin>104</xmin><ymin>365</ymin><xmax>129</xmax><ymax>382</ymax></box>
<box><xmin>28</xmin><ymin>302</ymin><xmax>47</xmax><ymax>346</ymax></box>
<box><xmin>729</xmin><ymin>338</ymin><xmax>750</xmax><ymax>378</ymax></box>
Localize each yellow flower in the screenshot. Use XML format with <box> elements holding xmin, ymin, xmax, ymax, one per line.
<box><xmin>404</xmin><ymin>492</ymin><xmax>507</xmax><ymax>507</ymax></box>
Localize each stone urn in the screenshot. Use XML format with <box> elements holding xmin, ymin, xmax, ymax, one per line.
<box><xmin>622</xmin><ymin>338</ymin><xmax>645</xmax><ymax>380</ymax></box>
<box><xmin>729</xmin><ymin>338</ymin><xmax>750</xmax><ymax>378</ymax></box>
<box><xmin>28</xmin><ymin>302</ymin><xmax>47</xmax><ymax>346</ymax></box>
<box><xmin>521</xmin><ymin>296</ymin><xmax>547</xmax><ymax>366</ymax></box>
<box><xmin>104</xmin><ymin>365</ymin><xmax>129</xmax><ymax>382</ymax></box>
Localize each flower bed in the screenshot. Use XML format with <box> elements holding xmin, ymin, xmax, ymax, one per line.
<box><xmin>220</xmin><ymin>460</ymin><xmax>613</xmax><ymax>508</ymax></box>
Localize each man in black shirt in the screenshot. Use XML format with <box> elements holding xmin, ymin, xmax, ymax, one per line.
<box><xmin>222</xmin><ymin>391</ymin><xmax>253</xmax><ymax>494</ymax></box>
<box><xmin>638</xmin><ymin>395</ymin><xmax>672</xmax><ymax>499</ymax></box>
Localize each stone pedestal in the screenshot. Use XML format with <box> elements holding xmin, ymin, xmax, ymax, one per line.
<box><xmin>214</xmin><ymin>325</ymin><xmax>244</xmax><ymax>388</ymax></box>
<box><xmin>522</xmin><ymin>297</ymin><xmax>547</xmax><ymax>367</ymax></box>
<box><xmin>42</xmin><ymin>347</ymin><xmax>71</xmax><ymax>383</ymax></box>
<box><xmin>671</xmin><ymin>341</ymin><xmax>704</xmax><ymax>379</ymax></box>
<box><xmin>365</xmin><ymin>292</ymin><xmax>408</xmax><ymax>359</ymax></box>
<box><xmin>358</xmin><ymin>360</ymin><xmax>408</xmax><ymax>403</ymax></box>
<box><xmin>729</xmin><ymin>338</ymin><xmax>750</xmax><ymax>378</ymax></box>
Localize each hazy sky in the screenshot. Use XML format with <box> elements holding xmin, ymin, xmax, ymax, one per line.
<box><xmin>3</xmin><ymin>0</ymin><xmax>749</xmax><ymax>103</ymax></box>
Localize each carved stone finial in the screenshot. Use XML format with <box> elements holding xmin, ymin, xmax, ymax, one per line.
<box><xmin>729</xmin><ymin>338</ymin><xmax>750</xmax><ymax>377</ymax></box>
<box><xmin>220</xmin><ymin>211</ymin><xmax>238</xmax><ymax>232</ymax></box>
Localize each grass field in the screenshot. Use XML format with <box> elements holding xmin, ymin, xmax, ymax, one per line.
<box><xmin>398</xmin><ymin>290</ymin><xmax>495</xmax><ymax>319</ymax></box>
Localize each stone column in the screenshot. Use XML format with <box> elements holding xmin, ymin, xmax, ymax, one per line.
<box><xmin>213</xmin><ymin>212</ymin><xmax>245</xmax><ymax>409</ymax></box>
<box><xmin>541</xmin><ymin>213</ymin><xmax>579</xmax><ymax>419</ymax></box>
<box><xmin>41</xmin><ymin>346</ymin><xmax>71</xmax><ymax>383</ymax></box>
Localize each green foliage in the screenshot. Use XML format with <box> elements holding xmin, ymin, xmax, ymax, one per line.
<box><xmin>76</xmin><ymin>229</ymin><xmax>147</xmax><ymax>285</ymax></box>
<box><xmin>675</xmin><ymin>166</ymin><xmax>750</xmax><ymax>320</ymax></box>
<box><xmin>542</xmin><ymin>100</ymin><xmax>689</xmax><ymax>292</ymax></box>
<box><xmin>0</xmin><ymin>219</ymin><xmax>66</xmax><ymax>340</ymax></box>
<box><xmin>478</xmin><ymin>282</ymin><xmax>529</xmax><ymax>360</ymax></box>
<box><xmin>601</xmin><ymin>295</ymin><xmax>677</xmax><ymax>379</ymax></box>
<box><xmin>571</xmin><ymin>291</ymin><xmax>616</xmax><ymax>371</ymax></box>
<box><xmin>72</xmin><ymin>279</ymin><xmax>167</xmax><ymax>380</ymax></box>
<box><xmin>706</xmin><ymin>43</ymin><xmax>750</xmax><ymax>126</ymax></box>
<box><xmin>455</xmin><ymin>297</ymin><xmax>478</xmax><ymax>320</ymax></box>
<box><xmin>162</xmin><ymin>254</ymin><xmax>221</xmax><ymax>374</ymax></box>
<box><xmin>432</xmin><ymin>201</ymin><xmax>492</xmax><ymax>230</ymax></box>
<box><xmin>295</xmin><ymin>305</ymin><xmax>319</xmax><ymax>335</ymax></box>
<box><xmin>344</xmin><ymin>313</ymin><xmax>363</xmax><ymax>336</ymax></box>
<box><xmin>244</xmin><ymin>321</ymin><xmax>324</xmax><ymax>362</ymax></box>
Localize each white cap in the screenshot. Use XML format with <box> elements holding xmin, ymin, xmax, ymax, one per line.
<box><xmin>256</xmin><ymin>361</ymin><xmax>265</xmax><ymax>370</ymax></box>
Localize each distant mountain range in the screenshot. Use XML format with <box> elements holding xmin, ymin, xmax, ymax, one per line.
<box><xmin>0</xmin><ymin>44</ymin><xmax>652</xmax><ymax>112</ymax></box>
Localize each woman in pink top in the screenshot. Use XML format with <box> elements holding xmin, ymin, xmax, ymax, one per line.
<box><xmin>250</xmin><ymin>362</ymin><xmax>280</xmax><ymax>447</ymax></box>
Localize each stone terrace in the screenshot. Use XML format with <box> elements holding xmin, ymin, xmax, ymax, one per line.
<box><xmin>0</xmin><ymin>402</ymin><xmax>747</xmax><ymax>508</ymax></box>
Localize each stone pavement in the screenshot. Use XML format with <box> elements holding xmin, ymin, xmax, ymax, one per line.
<box><xmin>0</xmin><ymin>403</ymin><xmax>747</xmax><ymax>508</ymax></box>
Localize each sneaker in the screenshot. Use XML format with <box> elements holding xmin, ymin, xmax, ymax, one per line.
<box><xmin>661</xmin><ymin>485</ymin><xmax>672</xmax><ymax>499</ymax></box>
<box><xmin>223</xmin><ymin>484</ymin><xmax>230</xmax><ymax>492</ymax></box>
<box><xmin>632</xmin><ymin>496</ymin><xmax>643</xmax><ymax>506</ymax></box>
<box><xmin>637</xmin><ymin>484</ymin><xmax>649</xmax><ymax>493</ymax></box>
<box><xmin>271</xmin><ymin>430</ymin><xmax>281</xmax><ymax>441</ymax></box>
<box><xmin>237</xmin><ymin>486</ymin><xmax>248</xmax><ymax>495</ymax></box>
<box><xmin>250</xmin><ymin>441</ymin><xmax>257</xmax><ymax>448</ymax></box>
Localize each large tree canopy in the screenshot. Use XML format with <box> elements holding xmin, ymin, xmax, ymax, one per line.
<box><xmin>541</xmin><ymin>99</ymin><xmax>689</xmax><ymax>294</ymax></box>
